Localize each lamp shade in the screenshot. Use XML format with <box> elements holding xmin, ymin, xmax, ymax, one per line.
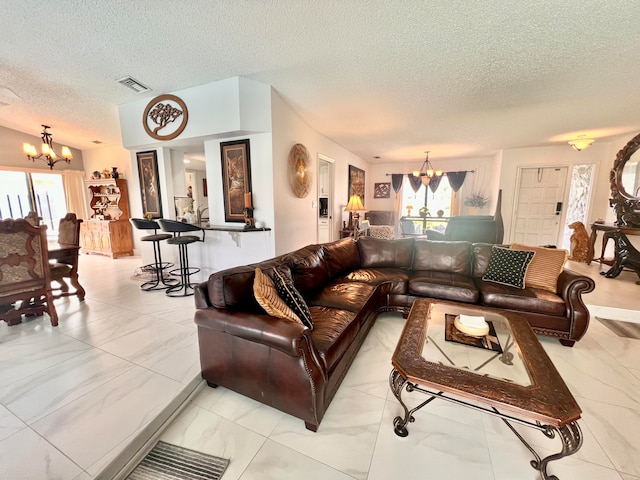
<box><xmin>344</xmin><ymin>194</ymin><xmax>364</xmax><ymax>212</ymax></box>
<box><xmin>568</xmin><ymin>136</ymin><xmax>595</xmax><ymax>152</ymax></box>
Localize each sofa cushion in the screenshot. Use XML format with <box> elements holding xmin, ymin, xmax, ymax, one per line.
<box><xmin>272</xmin><ymin>268</ymin><xmax>313</xmax><ymax>329</ymax></box>
<box><xmin>408</xmin><ymin>271</ymin><xmax>479</xmax><ymax>303</ymax></box>
<box><xmin>482</xmin><ymin>246</ymin><xmax>534</xmax><ymax>289</ymax></box>
<box><xmin>206</xmin><ymin>257</ymin><xmax>289</xmax><ymax>310</ymax></box>
<box><xmin>309</xmin><ymin>281</ymin><xmax>377</xmax><ymax>313</ymax></box>
<box><xmin>310</xmin><ymin>306</ymin><xmax>360</xmax><ymax>371</ymax></box>
<box><xmin>510</xmin><ymin>243</ymin><xmax>568</xmax><ymax>293</ymax></box>
<box><xmin>358</xmin><ymin>237</ymin><xmax>415</xmax><ymax>268</ymax></box>
<box><xmin>471</xmin><ymin>242</ymin><xmax>496</xmax><ymax>277</ymax></box>
<box><xmin>338</xmin><ymin>267</ymin><xmax>409</xmax><ymax>294</ymax></box>
<box><xmin>285</xmin><ymin>244</ymin><xmax>331</xmax><ymax>298</ymax></box>
<box><xmin>477</xmin><ymin>280</ymin><xmax>566</xmax><ymax>316</ymax></box>
<box><xmin>322</xmin><ymin>237</ymin><xmax>361</xmax><ymax>277</ymax></box>
<box><xmin>253</xmin><ymin>267</ymin><xmax>305</xmax><ymax>326</ymax></box>
<box><xmin>412</xmin><ymin>240</ymin><xmax>472</xmax><ymax>274</ymax></box>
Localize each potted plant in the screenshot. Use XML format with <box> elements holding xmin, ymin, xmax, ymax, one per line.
<box><xmin>419</xmin><ymin>206</ymin><xmax>430</xmax><ymax>218</ymax></box>
<box><xmin>464</xmin><ymin>192</ymin><xmax>489</xmax><ymax>210</ymax></box>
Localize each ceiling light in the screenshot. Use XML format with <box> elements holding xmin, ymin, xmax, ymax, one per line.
<box><xmin>412</xmin><ymin>151</ymin><xmax>443</xmax><ymax>185</ymax></box>
<box><xmin>568</xmin><ymin>135</ymin><xmax>595</xmax><ymax>152</ymax></box>
<box><xmin>23</xmin><ymin>125</ymin><xmax>72</xmax><ymax>169</ymax></box>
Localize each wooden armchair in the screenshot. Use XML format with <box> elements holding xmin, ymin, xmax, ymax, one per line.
<box><xmin>0</xmin><ymin>219</ymin><xmax>58</xmax><ymax>326</ymax></box>
<box><xmin>49</xmin><ymin>213</ymin><xmax>85</xmax><ymax>300</ymax></box>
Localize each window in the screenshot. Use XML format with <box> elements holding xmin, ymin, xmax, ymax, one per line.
<box><xmin>0</xmin><ymin>169</ymin><xmax>66</xmax><ymax>236</ymax></box>
<box><xmin>400</xmin><ymin>176</ymin><xmax>453</xmax><ymax>234</ymax></box>
<box><xmin>401</xmin><ymin>177</ymin><xmax>453</xmax><ymax>215</ymax></box>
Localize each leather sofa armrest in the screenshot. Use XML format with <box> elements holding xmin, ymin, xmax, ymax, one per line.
<box><xmin>194</xmin><ymin>308</ymin><xmax>311</xmax><ymax>357</ymax></box>
<box><xmin>557</xmin><ymin>269</ymin><xmax>595</xmax><ymax>301</ymax></box>
<box><xmin>194</xmin><ymin>281</ymin><xmax>210</xmax><ymax>309</ymax></box>
<box><xmin>556</xmin><ymin>269</ymin><xmax>596</xmax><ymax>342</ymax></box>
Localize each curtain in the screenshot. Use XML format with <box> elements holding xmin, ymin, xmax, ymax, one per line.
<box><xmin>63</xmin><ymin>170</ymin><xmax>88</xmax><ymax>220</ymax></box>
<box><xmin>428</xmin><ymin>175</ymin><xmax>442</xmax><ymax>194</ymax></box>
<box><xmin>446</xmin><ymin>171</ymin><xmax>467</xmax><ymax>192</ymax></box>
<box><xmin>408</xmin><ymin>175</ymin><xmax>423</xmax><ymax>193</ymax></box>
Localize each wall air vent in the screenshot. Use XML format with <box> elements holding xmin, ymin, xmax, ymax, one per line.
<box><xmin>117</xmin><ymin>76</ymin><xmax>151</xmax><ymax>93</ymax></box>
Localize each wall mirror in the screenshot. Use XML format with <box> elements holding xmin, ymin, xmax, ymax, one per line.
<box><xmin>610</xmin><ymin>132</ymin><xmax>640</xmax><ymax>226</ymax></box>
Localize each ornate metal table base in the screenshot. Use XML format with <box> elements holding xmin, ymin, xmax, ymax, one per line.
<box><xmin>389</xmin><ymin>369</ymin><xmax>583</xmax><ymax>480</ymax></box>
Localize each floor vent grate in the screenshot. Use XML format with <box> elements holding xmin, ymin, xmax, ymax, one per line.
<box><xmin>126</xmin><ymin>441</ymin><xmax>229</xmax><ymax>480</ymax></box>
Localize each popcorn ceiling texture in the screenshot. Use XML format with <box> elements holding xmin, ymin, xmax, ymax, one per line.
<box><xmin>1</xmin><ymin>0</ymin><xmax>639</xmax><ymax>159</ymax></box>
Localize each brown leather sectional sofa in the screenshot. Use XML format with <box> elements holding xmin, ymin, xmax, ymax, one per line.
<box><xmin>194</xmin><ymin>237</ymin><xmax>595</xmax><ymax>432</ymax></box>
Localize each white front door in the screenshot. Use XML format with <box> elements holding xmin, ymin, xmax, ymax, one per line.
<box><xmin>512</xmin><ymin>166</ymin><xmax>568</xmax><ymax>246</ymax></box>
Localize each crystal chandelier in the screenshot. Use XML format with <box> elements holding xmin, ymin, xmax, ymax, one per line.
<box><xmin>412</xmin><ymin>151</ymin><xmax>443</xmax><ymax>185</ymax></box>
<box><xmin>23</xmin><ymin>125</ymin><xmax>72</xmax><ymax>169</ymax></box>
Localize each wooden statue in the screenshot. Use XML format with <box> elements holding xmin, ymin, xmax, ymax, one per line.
<box><xmin>568</xmin><ymin>221</ymin><xmax>590</xmax><ymax>263</ymax></box>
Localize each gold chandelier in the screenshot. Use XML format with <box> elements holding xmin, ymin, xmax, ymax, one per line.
<box><xmin>412</xmin><ymin>151</ymin><xmax>442</xmax><ymax>185</ymax></box>
<box><xmin>23</xmin><ymin>125</ymin><xmax>72</xmax><ymax>169</ymax></box>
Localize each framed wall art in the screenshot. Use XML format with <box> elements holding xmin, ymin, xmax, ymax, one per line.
<box><xmin>220</xmin><ymin>139</ymin><xmax>252</xmax><ymax>222</ymax></box>
<box><xmin>137</xmin><ymin>150</ymin><xmax>163</xmax><ymax>218</ymax></box>
<box><xmin>374</xmin><ymin>182</ymin><xmax>391</xmax><ymax>198</ymax></box>
<box><xmin>348</xmin><ymin>165</ymin><xmax>365</xmax><ymax>205</ymax></box>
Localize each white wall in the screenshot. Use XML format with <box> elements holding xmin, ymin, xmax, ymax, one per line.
<box><xmin>270</xmin><ymin>90</ymin><xmax>367</xmax><ymax>255</ymax></box>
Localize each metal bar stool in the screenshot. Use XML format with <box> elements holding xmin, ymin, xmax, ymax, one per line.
<box><xmin>158</xmin><ymin>219</ymin><xmax>205</xmax><ymax>297</ymax></box>
<box><xmin>130</xmin><ymin>218</ymin><xmax>179</xmax><ymax>291</ymax></box>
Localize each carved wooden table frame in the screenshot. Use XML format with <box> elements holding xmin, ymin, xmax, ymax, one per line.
<box><xmin>390</xmin><ymin>299</ymin><xmax>582</xmax><ymax>480</ymax></box>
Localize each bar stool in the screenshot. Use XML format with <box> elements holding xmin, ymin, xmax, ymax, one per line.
<box><xmin>158</xmin><ymin>219</ymin><xmax>205</xmax><ymax>297</ymax></box>
<box><xmin>130</xmin><ymin>218</ymin><xmax>178</xmax><ymax>291</ymax></box>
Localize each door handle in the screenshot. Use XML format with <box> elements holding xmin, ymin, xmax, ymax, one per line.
<box><xmin>555</xmin><ymin>202</ymin><xmax>563</xmax><ymax>215</ymax></box>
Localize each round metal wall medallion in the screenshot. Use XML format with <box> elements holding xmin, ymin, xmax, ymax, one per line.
<box><xmin>289</xmin><ymin>143</ymin><xmax>311</xmax><ymax>198</ymax></box>
<box><xmin>142</xmin><ymin>94</ymin><xmax>189</xmax><ymax>140</ymax></box>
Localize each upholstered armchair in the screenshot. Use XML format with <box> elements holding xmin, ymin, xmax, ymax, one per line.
<box><xmin>364</xmin><ymin>210</ymin><xmax>396</xmax><ymax>239</ymax></box>
<box><xmin>0</xmin><ymin>218</ymin><xmax>58</xmax><ymax>326</ymax></box>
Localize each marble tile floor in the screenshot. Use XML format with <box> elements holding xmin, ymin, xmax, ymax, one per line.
<box><xmin>1</xmin><ymin>255</ymin><xmax>639</xmax><ymax>479</ymax></box>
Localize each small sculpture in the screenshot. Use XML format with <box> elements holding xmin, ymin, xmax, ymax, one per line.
<box><xmin>600</xmin><ymin>230</ymin><xmax>640</xmax><ymax>283</ymax></box>
<box><xmin>568</xmin><ymin>221</ymin><xmax>590</xmax><ymax>263</ymax></box>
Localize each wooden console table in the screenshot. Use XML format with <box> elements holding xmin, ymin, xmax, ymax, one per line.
<box><xmin>587</xmin><ymin>223</ymin><xmax>640</xmax><ymax>265</ymax></box>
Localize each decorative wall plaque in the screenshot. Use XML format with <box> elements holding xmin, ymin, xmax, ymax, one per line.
<box><xmin>288</xmin><ymin>143</ymin><xmax>311</xmax><ymax>198</ymax></box>
<box><xmin>142</xmin><ymin>94</ymin><xmax>189</xmax><ymax>140</ymax></box>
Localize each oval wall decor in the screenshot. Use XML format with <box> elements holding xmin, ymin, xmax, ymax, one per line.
<box><xmin>288</xmin><ymin>143</ymin><xmax>311</xmax><ymax>198</ymax></box>
<box><xmin>142</xmin><ymin>94</ymin><xmax>189</xmax><ymax>140</ymax></box>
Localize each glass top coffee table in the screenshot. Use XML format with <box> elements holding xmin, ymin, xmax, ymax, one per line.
<box><xmin>390</xmin><ymin>299</ymin><xmax>582</xmax><ymax>480</ymax></box>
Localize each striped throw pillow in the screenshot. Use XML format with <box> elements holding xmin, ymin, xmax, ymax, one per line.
<box><xmin>510</xmin><ymin>243</ymin><xmax>568</xmax><ymax>293</ymax></box>
<box><xmin>253</xmin><ymin>268</ymin><xmax>304</xmax><ymax>326</ymax></box>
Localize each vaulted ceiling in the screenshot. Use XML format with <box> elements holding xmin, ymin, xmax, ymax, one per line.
<box><xmin>2</xmin><ymin>1</ymin><xmax>640</xmax><ymax>164</ymax></box>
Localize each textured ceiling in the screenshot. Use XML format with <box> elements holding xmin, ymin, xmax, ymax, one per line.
<box><xmin>1</xmin><ymin>1</ymin><xmax>640</xmax><ymax>164</ymax></box>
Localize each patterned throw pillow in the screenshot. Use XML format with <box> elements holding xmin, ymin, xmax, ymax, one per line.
<box><xmin>510</xmin><ymin>243</ymin><xmax>568</xmax><ymax>293</ymax></box>
<box><xmin>482</xmin><ymin>246</ymin><xmax>535</xmax><ymax>289</ymax></box>
<box><xmin>253</xmin><ymin>268</ymin><xmax>304</xmax><ymax>326</ymax></box>
<box><xmin>272</xmin><ymin>268</ymin><xmax>313</xmax><ymax>330</ymax></box>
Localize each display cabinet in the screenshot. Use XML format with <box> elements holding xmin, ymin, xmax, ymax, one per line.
<box><xmin>81</xmin><ymin>178</ymin><xmax>133</xmax><ymax>258</ymax></box>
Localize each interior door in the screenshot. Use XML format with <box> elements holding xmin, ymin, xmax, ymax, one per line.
<box><xmin>512</xmin><ymin>166</ymin><xmax>568</xmax><ymax>246</ymax></box>
<box><xmin>317</xmin><ymin>156</ymin><xmax>334</xmax><ymax>243</ymax></box>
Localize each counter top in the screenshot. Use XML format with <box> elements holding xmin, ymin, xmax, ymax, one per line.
<box><xmin>196</xmin><ymin>222</ymin><xmax>271</xmax><ymax>232</ymax></box>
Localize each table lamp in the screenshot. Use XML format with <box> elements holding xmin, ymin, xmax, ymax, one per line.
<box><xmin>344</xmin><ymin>194</ymin><xmax>365</xmax><ymax>237</ymax></box>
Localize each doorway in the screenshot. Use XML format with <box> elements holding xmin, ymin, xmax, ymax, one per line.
<box><xmin>511</xmin><ymin>166</ymin><xmax>568</xmax><ymax>246</ymax></box>
<box><xmin>317</xmin><ymin>155</ymin><xmax>334</xmax><ymax>243</ymax></box>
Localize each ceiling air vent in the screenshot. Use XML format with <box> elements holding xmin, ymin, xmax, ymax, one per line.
<box><xmin>117</xmin><ymin>76</ymin><xmax>151</xmax><ymax>93</ymax></box>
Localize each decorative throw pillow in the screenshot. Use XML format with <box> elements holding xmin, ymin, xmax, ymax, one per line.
<box><xmin>272</xmin><ymin>268</ymin><xmax>313</xmax><ymax>330</ymax></box>
<box><xmin>482</xmin><ymin>246</ymin><xmax>535</xmax><ymax>289</ymax></box>
<box><xmin>253</xmin><ymin>268</ymin><xmax>303</xmax><ymax>325</ymax></box>
<box><xmin>510</xmin><ymin>243</ymin><xmax>568</xmax><ymax>293</ymax></box>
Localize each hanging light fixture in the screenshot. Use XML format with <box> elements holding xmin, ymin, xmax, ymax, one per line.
<box><xmin>412</xmin><ymin>151</ymin><xmax>443</xmax><ymax>185</ymax></box>
<box><xmin>23</xmin><ymin>125</ymin><xmax>72</xmax><ymax>169</ymax></box>
<box><xmin>568</xmin><ymin>135</ymin><xmax>595</xmax><ymax>152</ymax></box>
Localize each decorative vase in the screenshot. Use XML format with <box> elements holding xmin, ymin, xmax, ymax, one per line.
<box><xmin>111</xmin><ymin>167</ymin><xmax>119</xmax><ymax>179</ymax></box>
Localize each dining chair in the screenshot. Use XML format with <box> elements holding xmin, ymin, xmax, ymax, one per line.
<box><xmin>0</xmin><ymin>218</ymin><xmax>58</xmax><ymax>326</ymax></box>
<box><xmin>49</xmin><ymin>213</ymin><xmax>85</xmax><ymax>300</ymax></box>
<box><xmin>23</xmin><ymin>211</ymin><xmax>42</xmax><ymax>226</ymax></box>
